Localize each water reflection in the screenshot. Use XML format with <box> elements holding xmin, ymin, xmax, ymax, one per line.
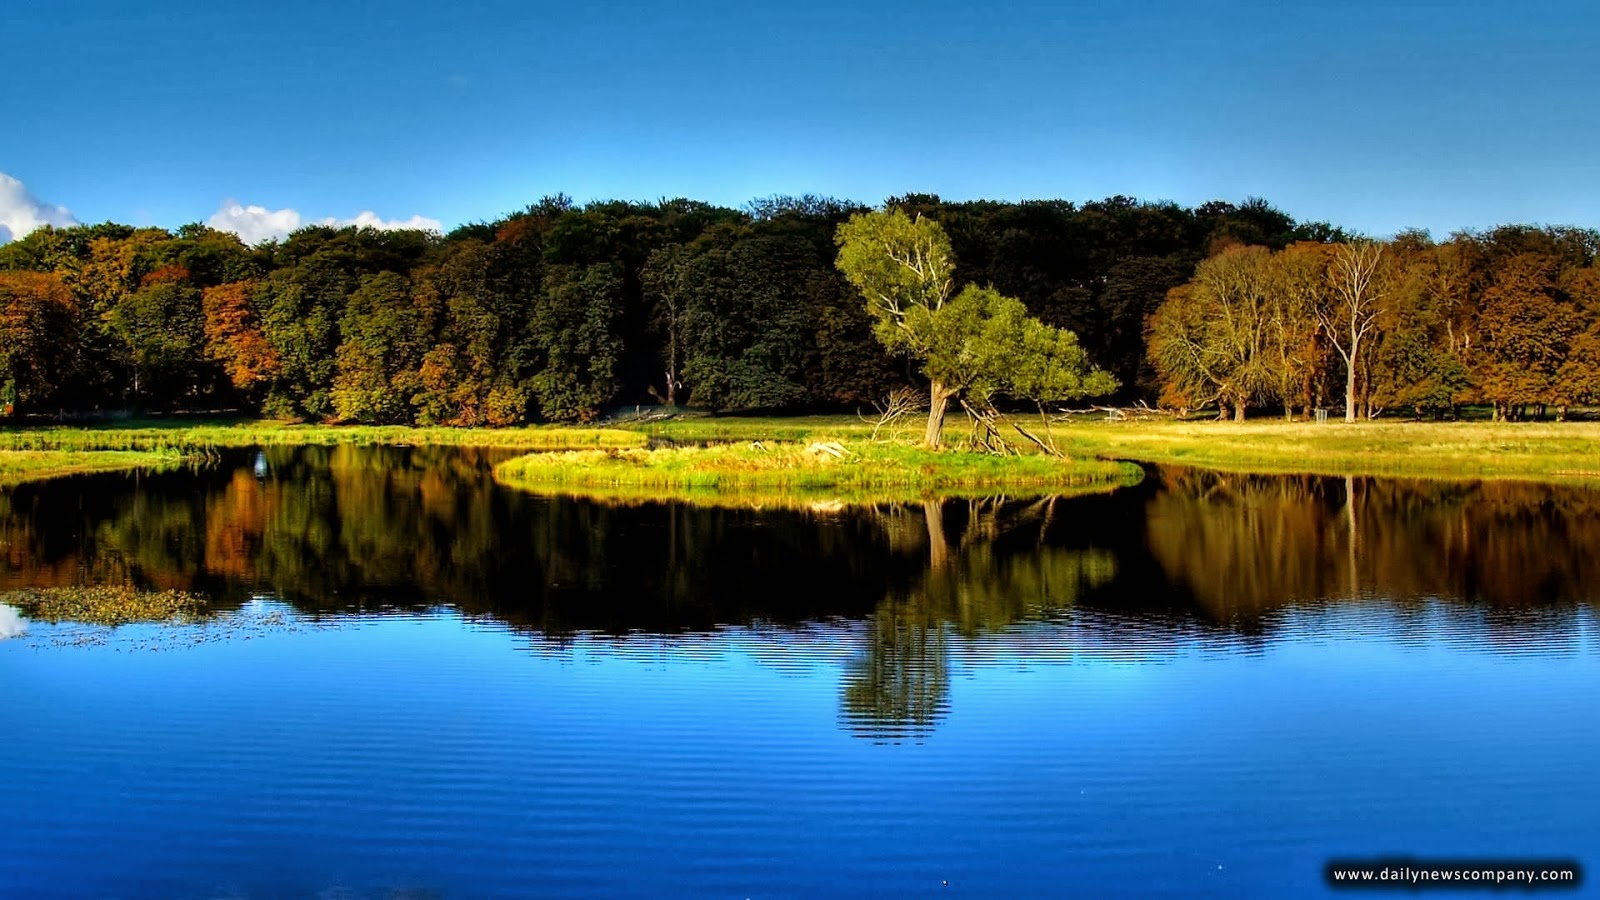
<box><xmin>1145</xmin><ymin>468</ymin><xmax>1600</xmax><ymax>614</ymax></box>
<box><xmin>3</xmin><ymin>448</ymin><xmax>1598</xmax><ymax>738</ymax></box>
<box><xmin>0</xmin><ymin>603</ymin><xmax>25</xmax><ymax>639</ymax></box>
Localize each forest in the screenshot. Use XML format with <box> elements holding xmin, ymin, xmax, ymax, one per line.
<box><xmin>0</xmin><ymin>192</ymin><xmax>1594</xmax><ymax>424</ymax></box>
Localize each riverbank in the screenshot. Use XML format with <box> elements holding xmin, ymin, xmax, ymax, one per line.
<box><xmin>0</xmin><ymin>421</ymin><xmax>646</xmax><ymax>452</ymax></box>
<box><xmin>8</xmin><ymin>414</ymin><xmax>1600</xmax><ymax>487</ymax></box>
<box><xmin>614</xmin><ymin>415</ymin><xmax>1600</xmax><ymax>483</ymax></box>
<box><xmin>1038</xmin><ymin>419</ymin><xmax>1600</xmax><ymax>482</ymax></box>
<box><xmin>494</xmin><ymin>440</ymin><xmax>1142</xmax><ymax>506</ymax></box>
<box><xmin>0</xmin><ymin>421</ymin><xmax>646</xmax><ymax>485</ymax></box>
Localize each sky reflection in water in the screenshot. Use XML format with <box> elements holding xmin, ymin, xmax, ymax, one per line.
<box><xmin>1</xmin><ymin>448</ymin><xmax>1596</xmax><ymax>897</ymax></box>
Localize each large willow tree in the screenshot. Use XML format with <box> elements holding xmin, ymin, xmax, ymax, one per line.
<box><xmin>835</xmin><ymin>209</ymin><xmax>1115</xmax><ymax>447</ymax></box>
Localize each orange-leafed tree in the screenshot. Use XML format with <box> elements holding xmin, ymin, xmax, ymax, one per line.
<box><xmin>203</xmin><ymin>279</ymin><xmax>279</xmax><ymax>398</ymax></box>
<box><xmin>0</xmin><ymin>271</ymin><xmax>78</xmax><ymax>414</ymax></box>
<box><xmin>1476</xmin><ymin>253</ymin><xmax>1582</xmax><ymax>420</ymax></box>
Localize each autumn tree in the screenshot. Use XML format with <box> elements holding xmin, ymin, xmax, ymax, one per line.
<box><xmin>203</xmin><ymin>279</ymin><xmax>279</xmax><ymax>399</ymax></box>
<box><xmin>0</xmin><ymin>271</ymin><xmax>77</xmax><ymax>413</ymax></box>
<box><xmin>1266</xmin><ymin>243</ymin><xmax>1331</xmax><ymax>418</ymax></box>
<box><xmin>1146</xmin><ymin>246</ymin><xmax>1275</xmax><ymax>420</ymax></box>
<box><xmin>1476</xmin><ymin>254</ymin><xmax>1581</xmax><ymax>420</ymax></box>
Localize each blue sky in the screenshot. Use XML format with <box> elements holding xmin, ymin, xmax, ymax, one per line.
<box><xmin>2</xmin><ymin>0</ymin><xmax>1597</xmax><ymax>243</ymax></box>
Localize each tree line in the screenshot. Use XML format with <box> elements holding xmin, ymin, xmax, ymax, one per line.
<box><xmin>1148</xmin><ymin>227</ymin><xmax>1600</xmax><ymax>421</ymax></box>
<box><xmin>3</xmin><ymin>190</ymin><xmax>1589</xmax><ymax>424</ymax></box>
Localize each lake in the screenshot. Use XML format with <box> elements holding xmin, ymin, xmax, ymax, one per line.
<box><xmin>2</xmin><ymin>446</ymin><xmax>1595</xmax><ymax>897</ymax></box>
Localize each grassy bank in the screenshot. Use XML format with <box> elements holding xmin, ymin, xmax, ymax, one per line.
<box><xmin>0</xmin><ymin>421</ymin><xmax>646</xmax><ymax>485</ymax></box>
<box><xmin>495</xmin><ymin>440</ymin><xmax>1143</xmax><ymax>507</ymax></box>
<box><xmin>11</xmin><ymin>413</ymin><xmax>1600</xmax><ymax>488</ymax></box>
<box><xmin>1041</xmin><ymin>419</ymin><xmax>1600</xmax><ymax>482</ymax></box>
<box><xmin>0</xmin><ymin>449</ymin><xmax>185</xmax><ymax>486</ymax></box>
<box><xmin>614</xmin><ymin>415</ymin><xmax>1600</xmax><ymax>483</ymax></box>
<box><xmin>0</xmin><ymin>421</ymin><xmax>646</xmax><ymax>453</ymax></box>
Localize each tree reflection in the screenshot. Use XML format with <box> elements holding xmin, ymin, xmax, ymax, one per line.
<box><xmin>3</xmin><ymin>451</ymin><xmax>1599</xmax><ymax>739</ymax></box>
<box><xmin>841</xmin><ymin>497</ymin><xmax>1119</xmax><ymax>741</ymax></box>
<box><xmin>1145</xmin><ymin>467</ymin><xmax>1600</xmax><ymax>616</ymax></box>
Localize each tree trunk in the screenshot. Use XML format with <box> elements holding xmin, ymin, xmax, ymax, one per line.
<box><xmin>1344</xmin><ymin>359</ymin><xmax>1357</xmax><ymax>423</ymax></box>
<box><xmin>923</xmin><ymin>380</ymin><xmax>953</xmax><ymax>448</ymax></box>
<box><xmin>1233</xmin><ymin>398</ymin><xmax>1246</xmax><ymax>422</ymax></box>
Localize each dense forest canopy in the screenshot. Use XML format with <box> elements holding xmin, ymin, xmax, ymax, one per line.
<box><xmin>0</xmin><ymin>193</ymin><xmax>1592</xmax><ymax>424</ymax></box>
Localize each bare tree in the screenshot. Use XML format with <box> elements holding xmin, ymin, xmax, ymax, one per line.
<box><xmin>1318</xmin><ymin>241</ymin><xmax>1390</xmax><ymax>422</ymax></box>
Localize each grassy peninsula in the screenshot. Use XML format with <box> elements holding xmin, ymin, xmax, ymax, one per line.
<box><xmin>493</xmin><ymin>440</ymin><xmax>1142</xmax><ymax>506</ymax></box>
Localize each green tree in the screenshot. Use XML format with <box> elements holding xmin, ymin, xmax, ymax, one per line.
<box><xmin>104</xmin><ymin>270</ymin><xmax>207</xmax><ymax>406</ymax></box>
<box><xmin>532</xmin><ymin>263</ymin><xmax>624</xmax><ymax>421</ymax></box>
<box><xmin>677</xmin><ymin>230</ymin><xmax>814</xmax><ymax>411</ymax></box>
<box><xmin>332</xmin><ymin>272</ymin><xmax>421</xmax><ymax>423</ymax></box>
<box><xmin>640</xmin><ymin>245</ymin><xmax>690</xmax><ymax>406</ymax></box>
<box><xmin>834</xmin><ymin>209</ymin><xmax>960</xmax><ymax>445</ymax></box>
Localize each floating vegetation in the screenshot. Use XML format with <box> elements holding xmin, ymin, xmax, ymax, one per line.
<box><xmin>1</xmin><ymin>586</ymin><xmax>209</xmax><ymax>626</ymax></box>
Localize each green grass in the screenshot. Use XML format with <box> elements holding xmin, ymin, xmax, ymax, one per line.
<box><xmin>0</xmin><ymin>421</ymin><xmax>647</xmax><ymax>453</ymax></box>
<box><xmin>495</xmin><ymin>439</ymin><xmax>1143</xmax><ymax>507</ymax></box>
<box><xmin>0</xmin><ymin>449</ymin><xmax>184</xmax><ymax>485</ymax></box>
<box><xmin>614</xmin><ymin>413</ymin><xmax>1600</xmax><ymax>483</ymax></box>
<box><xmin>0</xmin><ymin>420</ymin><xmax>646</xmax><ymax>485</ymax></box>
<box><xmin>12</xmin><ymin>411</ymin><xmax>1600</xmax><ymax>489</ymax></box>
<box><xmin>1039</xmin><ymin>418</ymin><xmax>1600</xmax><ymax>482</ymax></box>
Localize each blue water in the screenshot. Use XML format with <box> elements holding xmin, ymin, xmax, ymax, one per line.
<box><xmin>1</xmin><ymin>452</ymin><xmax>1596</xmax><ymax>897</ymax></box>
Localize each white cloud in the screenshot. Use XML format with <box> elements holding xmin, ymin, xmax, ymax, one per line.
<box><xmin>207</xmin><ymin>200</ymin><xmax>443</xmax><ymax>246</ymax></box>
<box><xmin>207</xmin><ymin>201</ymin><xmax>303</xmax><ymax>246</ymax></box>
<box><xmin>0</xmin><ymin>172</ymin><xmax>78</xmax><ymax>244</ymax></box>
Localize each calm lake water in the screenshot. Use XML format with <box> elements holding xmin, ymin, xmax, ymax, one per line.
<box><xmin>2</xmin><ymin>447</ymin><xmax>1596</xmax><ymax>897</ymax></box>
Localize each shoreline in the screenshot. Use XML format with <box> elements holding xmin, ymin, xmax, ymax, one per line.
<box><xmin>6</xmin><ymin>415</ymin><xmax>1600</xmax><ymax>488</ymax></box>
